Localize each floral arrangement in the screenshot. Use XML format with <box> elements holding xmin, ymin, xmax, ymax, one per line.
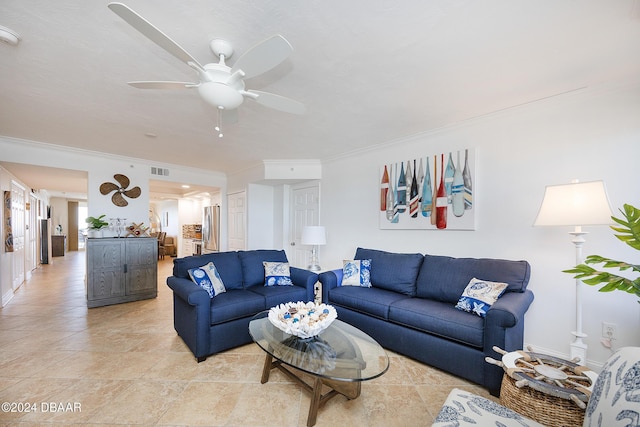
<box><xmin>268</xmin><ymin>301</ymin><xmax>337</xmax><ymax>339</ymax></box>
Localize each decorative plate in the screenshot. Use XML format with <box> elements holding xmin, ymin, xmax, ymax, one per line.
<box><xmin>268</xmin><ymin>301</ymin><xmax>337</xmax><ymax>339</ymax></box>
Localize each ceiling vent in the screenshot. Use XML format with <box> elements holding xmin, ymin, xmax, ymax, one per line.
<box><xmin>151</xmin><ymin>166</ymin><xmax>170</xmax><ymax>177</ymax></box>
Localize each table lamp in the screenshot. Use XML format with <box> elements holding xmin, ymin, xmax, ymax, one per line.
<box><xmin>301</xmin><ymin>226</ymin><xmax>326</xmax><ymax>271</ymax></box>
<box><xmin>533</xmin><ymin>179</ymin><xmax>613</xmax><ymax>364</ymax></box>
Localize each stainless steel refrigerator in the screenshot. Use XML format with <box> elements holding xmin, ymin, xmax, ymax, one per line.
<box><xmin>202</xmin><ymin>205</ymin><xmax>220</xmax><ymax>253</ymax></box>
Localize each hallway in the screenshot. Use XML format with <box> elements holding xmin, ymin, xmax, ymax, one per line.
<box><xmin>0</xmin><ymin>251</ymin><xmax>491</xmax><ymax>426</ymax></box>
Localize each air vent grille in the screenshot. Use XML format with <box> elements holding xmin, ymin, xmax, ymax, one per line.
<box><xmin>151</xmin><ymin>167</ymin><xmax>170</xmax><ymax>176</ymax></box>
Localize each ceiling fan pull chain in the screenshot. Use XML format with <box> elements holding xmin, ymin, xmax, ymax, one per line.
<box><xmin>215</xmin><ymin>106</ymin><xmax>224</xmax><ymax>138</ymax></box>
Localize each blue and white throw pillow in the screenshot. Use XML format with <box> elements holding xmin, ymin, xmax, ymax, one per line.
<box><xmin>188</xmin><ymin>262</ymin><xmax>226</xmax><ymax>298</ymax></box>
<box><xmin>455</xmin><ymin>277</ymin><xmax>508</xmax><ymax>318</ymax></box>
<box><xmin>263</xmin><ymin>261</ymin><xmax>294</xmax><ymax>286</ymax></box>
<box><xmin>342</xmin><ymin>259</ymin><xmax>372</xmax><ymax>287</ymax></box>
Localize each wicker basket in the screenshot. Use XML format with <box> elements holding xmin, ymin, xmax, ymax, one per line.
<box><xmin>500</xmin><ymin>375</ymin><xmax>585</xmax><ymax>427</ymax></box>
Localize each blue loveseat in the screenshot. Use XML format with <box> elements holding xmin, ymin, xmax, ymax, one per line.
<box><xmin>319</xmin><ymin>248</ymin><xmax>534</xmax><ymax>396</ymax></box>
<box><xmin>167</xmin><ymin>249</ymin><xmax>318</xmax><ymax>362</ymax></box>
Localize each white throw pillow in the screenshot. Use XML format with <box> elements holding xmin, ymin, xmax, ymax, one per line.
<box><xmin>341</xmin><ymin>259</ymin><xmax>372</xmax><ymax>287</ymax></box>
<box><xmin>188</xmin><ymin>262</ymin><xmax>226</xmax><ymax>298</ymax></box>
<box><xmin>263</xmin><ymin>261</ymin><xmax>294</xmax><ymax>286</ymax></box>
<box><xmin>455</xmin><ymin>277</ymin><xmax>507</xmax><ymax>317</ymax></box>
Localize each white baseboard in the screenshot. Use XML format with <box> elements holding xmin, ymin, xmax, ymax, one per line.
<box><xmin>1</xmin><ymin>289</ymin><xmax>14</xmax><ymax>307</ymax></box>
<box><xmin>523</xmin><ymin>341</ymin><xmax>606</xmax><ymax>371</ymax></box>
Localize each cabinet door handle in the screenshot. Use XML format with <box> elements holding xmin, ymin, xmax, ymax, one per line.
<box><xmin>124</xmin><ymin>263</ymin><xmax>128</xmax><ymax>274</ymax></box>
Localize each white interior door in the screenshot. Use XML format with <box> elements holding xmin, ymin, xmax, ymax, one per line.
<box><xmin>289</xmin><ymin>183</ymin><xmax>319</xmax><ymax>268</ymax></box>
<box><xmin>227</xmin><ymin>191</ymin><xmax>246</xmax><ymax>251</ymax></box>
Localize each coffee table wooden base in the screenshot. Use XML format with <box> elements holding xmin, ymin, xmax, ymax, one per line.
<box><xmin>260</xmin><ymin>353</ymin><xmax>361</xmax><ymax>427</ymax></box>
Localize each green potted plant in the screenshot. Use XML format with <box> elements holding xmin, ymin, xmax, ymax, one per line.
<box><xmin>564</xmin><ymin>204</ymin><xmax>640</xmax><ymax>303</ymax></box>
<box><xmin>86</xmin><ymin>215</ymin><xmax>109</xmax><ymax>238</ymax></box>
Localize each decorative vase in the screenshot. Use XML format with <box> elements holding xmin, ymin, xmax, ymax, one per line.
<box><xmin>88</xmin><ymin>229</ymin><xmax>103</xmax><ymax>238</ymax></box>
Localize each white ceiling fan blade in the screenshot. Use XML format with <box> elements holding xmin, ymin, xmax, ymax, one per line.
<box><xmin>247</xmin><ymin>90</ymin><xmax>306</xmax><ymax>115</ymax></box>
<box><xmin>128</xmin><ymin>81</ymin><xmax>198</xmax><ymax>89</ymax></box>
<box><xmin>231</xmin><ymin>35</ymin><xmax>293</xmax><ymax>80</ymax></box>
<box><xmin>108</xmin><ymin>3</ymin><xmax>205</xmax><ymax>72</ymax></box>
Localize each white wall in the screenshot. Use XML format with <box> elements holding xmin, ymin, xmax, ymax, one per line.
<box><xmin>86</xmin><ymin>162</ymin><xmax>150</xmax><ymax>233</ymax></box>
<box><xmin>319</xmin><ymin>80</ymin><xmax>640</xmax><ymax>368</ymax></box>
<box><xmin>49</xmin><ymin>197</ymin><xmax>67</xmax><ymax>235</ymax></box>
<box><xmin>153</xmin><ymin>200</ymin><xmax>179</xmax><ymax>238</ymax></box>
<box><xmin>227</xmin><ymin>160</ymin><xmax>322</xmax><ymax>253</ymax></box>
<box><xmin>246</xmin><ymin>183</ymin><xmax>275</xmax><ymax>249</ymax></box>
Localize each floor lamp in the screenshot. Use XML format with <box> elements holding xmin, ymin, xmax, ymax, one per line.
<box><xmin>301</xmin><ymin>226</ymin><xmax>326</xmax><ymax>272</ymax></box>
<box><xmin>534</xmin><ymin>180</ymin><xmax>613</xmax><ymax>364</ymax></box>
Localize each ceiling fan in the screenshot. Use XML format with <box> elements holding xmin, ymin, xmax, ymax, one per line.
<box><xmin>107</xmin><ymin>2</ymin><xmax>305</xmax><ymax>133</ymax></box>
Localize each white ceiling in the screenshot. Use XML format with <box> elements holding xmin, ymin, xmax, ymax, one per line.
<box><xmin>1</xmin><ymin>1</ymin><xmax>640</xmax><ymax>194</ymax></box>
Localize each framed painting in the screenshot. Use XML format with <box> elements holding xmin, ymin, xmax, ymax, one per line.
<box><xmin>379</xmin><ymin>148</ymin><xmax>476</xmax><ymax>230</ymax></box>
<box><xmin>4</xmin><ymin>191</ymin><xmax>13</xmax><ymax>252</ymax></box>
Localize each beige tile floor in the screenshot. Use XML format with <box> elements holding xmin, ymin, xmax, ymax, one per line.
<box><xmin>0</xmin><ymin>250</ymin><xmax>495</xmax><ymax>426</ymax></box>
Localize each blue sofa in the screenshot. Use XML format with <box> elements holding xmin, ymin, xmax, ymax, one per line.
<box><xmin>167</xmin><ymin>249</ymin><xmax>318</xmax><ymax>362</ymax></box>
<box><xmin>319</xmin><ymin>248</ymin><xmax>534</xmax><ymax>396</ymax></box>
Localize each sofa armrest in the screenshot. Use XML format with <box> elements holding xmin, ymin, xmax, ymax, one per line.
<box><xmin>318</xmin><ymin>269</ymin><xmax>343</xmax><ymax>302</ymax></box>
<box><xmin>290</xmin><ymin>267</ymin><xmax>319</xmax><ymax>302</ymax></box>
<box><xmin>167</xmin><ymin>276</ymin><xmax>210</xmax><ymax>306</ymax></box>
<box><xmin>483</xmin><ymin>289</ymin><xmax>534</xmax><ymax>395</ymax></box>
<box><xmin>485</xmin><ymin>289</ymin><xmax>534</xmax><ymax>330</ymax></box>
<box><xmin>166</xmin><ymin>276</ymin><xmax>212</xmax><ymax>360</ymax></box>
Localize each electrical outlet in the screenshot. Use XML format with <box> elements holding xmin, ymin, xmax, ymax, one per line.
<box><xmin>602</xmin><ymin>322</ymin><xmax>617</xmax><ymax>339</ymax></box>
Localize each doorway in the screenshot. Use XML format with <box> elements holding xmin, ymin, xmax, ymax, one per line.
<box><xmin>227</xmin><ymin>191</ymin><xmax>246</xmax><ymax>251</ymax></box>
<box><xmin>289</xmin><ymin>182</ymin><xmax>320</xmax><ymax>268</ymax></box>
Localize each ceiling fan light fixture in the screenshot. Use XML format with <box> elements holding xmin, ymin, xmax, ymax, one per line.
<box><xmin>198</xmin><ymin>81</ymin><xmax>244</xmax><ymax>110</ymax></box>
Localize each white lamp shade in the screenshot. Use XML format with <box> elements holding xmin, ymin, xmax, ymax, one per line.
<box><xmin>534</xmin><ymin>180</ymin><xmax>613</xmax><ymax>227</ymax></box>
<box><xmin>301</xmin><ymin>226</ymin><xmax>326</xmax><ymax>245</ymax></box>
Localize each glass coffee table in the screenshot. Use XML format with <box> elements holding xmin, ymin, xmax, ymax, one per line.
<box><xmin>249</xmin><ymin>311</ymin><xmax>389</xmax><ymax>427</ymax></box>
